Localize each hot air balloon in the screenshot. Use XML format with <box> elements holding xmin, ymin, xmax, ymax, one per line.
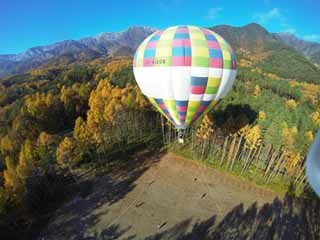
<box><xmin>306</xmin><ymin>130</ymin><xmax>320</xmax><ymax>197</ymax></box>
<box><xmin>133</xmin><ymin>25</ymin><xmax>237</xmax><ymax>142</ymax></box>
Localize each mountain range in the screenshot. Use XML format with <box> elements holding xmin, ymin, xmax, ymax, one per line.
<box><xmin>274</xmin><ymin>32</ymin><xmax>320</xmax><ymax>65</ymax></box>
<box><xmin>0</xmin><ymin>26</ymin><xmax>156</xmax><ymax>77</ymax></box>
<box><xmin>211</xmin><ymin>23</ymin><xmax>320</xmax><ymax>83</ymax></box>
<box><xmin>0</xmin><ymin>23</ymin><xmax>319</xmax><ymax>80</ymax></box>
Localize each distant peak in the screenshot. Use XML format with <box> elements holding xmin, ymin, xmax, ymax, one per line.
<box><xmin>95</xmin><ymin>26</ymin><xmax>157</xmax><ymax>41</ymax></box>
<box><xmin>126</xmin><ymin>26</ymin><xmax>158</xmax><ymax>32</ymax></box>
<box><xmin>274</xmin><ymin>32</ymin><xmax>301</xmax><ymax>43</ymax></box>
<box><xmin>243</xmin><ymin>22</ymin><xmax>268</xmax><ymax>31</ymax></box>
<box><xmin>277</xmin><ymin>32</ymin><xmax>295</xmax><ymax>37</ymax></box>
<box><xmin>275</xmin><ymin>31</ymin><xmax>320</xmax><ymax>46</ymax></box>
<box><xmin>210</xmin><ymin>22</ymin><xmax>269</xmax><ymax>34</ymax></box>
<box><xmin>245</xmin><ymin>22</ymin><xmax>262</xmax><ymax>27</ymax></box>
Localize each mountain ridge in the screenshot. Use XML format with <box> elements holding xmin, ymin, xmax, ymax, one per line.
<box><xmin>0</xmin><ymin>26</ymin><xmax>157</xmax><ymax>62</ymax></box>
<box><xmin>274</xmin><ymin>32</ymin><xmax>320</xmax><ymax>65</ymax></box>
<box><xmin>0</xmin><ymin>26</ymin><xmax>156</xmax><ymax>77</ymax></box>
<box><xmin>0</xmin><ymin>23</ymin><xmax>319</xmax><ymax>80</ymax></box>
<box><xmin>210</xmin><ymin>23</ymin><xmax>320</xmax><ymax>83</ymax></box>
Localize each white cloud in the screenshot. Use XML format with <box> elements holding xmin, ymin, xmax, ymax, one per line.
<box><xmin>205</xmin><ymin>7</ymin><xmax>223</xmax><ymax>20</ymax></box>
<box><xmin>303</xmin><ymin>34</ymin><xmax>320</xmax><ymax>42</ymax></box>
<box><xmin>283</xmin><ymin>28</ymin><xmax>296</xmax><ymax>34</ymax></box>
<box><xmin>252</xmin><ymin>7</ymin><xmax>320</xmax><ymax>43</ymax></box>
<box><xmin>253</xmin><ymin>8</ymin><xmax>285</xmax><ymax>24</ymax></box>
<box><xmin>253</xmin><ymin>8</ymin><xmax>298</xmax><ymax>35</ymax></box>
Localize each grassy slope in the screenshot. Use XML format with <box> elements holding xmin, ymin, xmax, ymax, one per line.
<box><xmin>212</xmin><ymin>23</ymin><xmax>320</xmax><ymax>84</ymax></box>
<box><xmin>258</xmin><ymin>42</ymin><xmax>320</xmax><ymax>83</ymax></box>
<box><xmin>170</xmin><ymin>144</ymin><xmax>288</xmax><ymax>195</ymax></box>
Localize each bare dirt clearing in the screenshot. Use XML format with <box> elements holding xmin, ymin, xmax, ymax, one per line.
<box><xmin>38</xmin><ymin>151</ymin><xmax>278</xmax><ymax>239</ymax></box>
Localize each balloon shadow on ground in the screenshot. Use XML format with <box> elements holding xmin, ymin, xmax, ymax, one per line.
<box><xmin>212</xmin><ymin>104</ymin><xmax>258</xmax><ymax>135</ymax></box>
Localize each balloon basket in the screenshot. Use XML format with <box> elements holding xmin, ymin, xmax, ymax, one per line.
<box><xmin>177</xmin><ymin>129</ymin><xmax>186</xmax><ymax>144</ymax></box>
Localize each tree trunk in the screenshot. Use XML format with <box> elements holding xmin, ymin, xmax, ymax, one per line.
<box><xmin>252</xmin><ymin>143</ymin><xmax>263</xmax><ymax>167</ymax></box>
<box><xmin>220</xmin><ymin>136</ymin><xmax>229</xmax><ymax>166</ymax></box>
<box><xmin>266</xmin><ymin>152</ymin><xmax>285</xmax><ymax>183</ymax></box>
<box><xmin>230</xmin><ymin>135</ymin><xmax>243</xmax><ymax>170</ymax></box>
<box><xmin>160</xmin><ymin>115</ymin><xmax>165</xmax><ymax>144</ymax></box>
<box><xmin>191</xmin><ymin>129</ymin><xmax>194</xmax><ymax>159</ymax></box>
<box><xmin>261</xmin><ymin>144</ymin><xmax>272</xmax><ymax>167</ymax></box>
<box><xmin>294</xmin><ymin>164</ymin><xmax>306</xmax><ymax>185</ymax></box>
<box><xmin>227</xmin><ymin>136</ymin><xmax>236</xmax><ymax>168</ymax></box>
<box><xmin>241</xmin><ymin>146</ymin><xmax>254</xmax><ymax>175</ymax></box>
<box><xmin>264</xmin><ymin>150</ymin><xmax>278</xmax><ymax>177</ymax></box>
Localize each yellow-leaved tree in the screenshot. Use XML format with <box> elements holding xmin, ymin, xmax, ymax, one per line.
<box><xmin>0</xmin><ymin>135</ymin><xmax>14</xmax><ymax>156</ymax></box>
<box><xmin>56</xmin><ymin>137</ymin><xmax>75</xmax><ymax>169</ymax></box>
<box><xmin>195</xmin><ymin>114</ymin><xmax>214</xmax><ymax>159</ymax></box>
<box><xmin>258</xmin><ymin>111</ymin><xmax>266</xmax><ymax>121</ymax></box>
<box><xmin>282</xmin><ymin>124</ymin><xmax>301</xmax><ymax>173</ymax></box>
<box><xmin>253</xmin><ymin>85</ymin><xmax>261</xmax><ymax>97</ymax></box>
<box><xmin>196</xmin><ymin>114</ymin><xmax>214</xmax><ymax>140</ymax></box>
<box><xmin>305</xmin><ymin>131</ymin><xmax>314</xmax><ymax>142</ymax></box>
<box><xmin>3</xmin><ymin>156</ymin><xmax>21</xmax><ymax>194</ymax></box>
<box><xmin>246</xmin><ymin>125</ymin><xmax>261</xmax><ymax>149</ymax></box>
<box><xmin>16</xmin><ymin>139</ymin><xmax>36</xmax><ymax>181</ymax></box>
<box><xmin>311</xmin><ymin>112</ymin><xmax>320</xmax><ymax>126</ymax></box>
<box><xmin>86</xmin><ymin>79</ymin><xmax>148</xmax><ymax>145</ymax></box>
<box><xmin>286</xmin><ymin>99</ymin><xmax>298</xmax><ymax>109</ymax></box>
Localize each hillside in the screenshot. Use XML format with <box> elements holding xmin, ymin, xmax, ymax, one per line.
<box><xmin>275</xmin><ymin>32</ymin><xmax>320</xmax><ymax>65</ymax></box>
<box><xmin>1</xmin><ymin>24</ymin><xmax>320</xmax><ymax>239</ymax></box>
<box><xmin>0</xmin><ymin>26</ymin><xmax>155</xmax><ymax>77</ymax></box>
<box><xmin>0</xmin><ymin>57</ymin><xmax>319</xmax><ymax>239</ymax></box>
<box><xmin>211</xmin><ymin>23</ymin><xmax>320</xmax><ymax>83</ymax></box>
<box><xmin>1</xmin><ymin>23</ymin><xmax>320</xmax><ymax>84</ymax></box>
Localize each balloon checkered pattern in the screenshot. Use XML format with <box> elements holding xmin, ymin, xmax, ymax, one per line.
<box><xmin>133</xmin><ymin>25</ymin><xmax>237</xmax><ymax>129</ymax></box>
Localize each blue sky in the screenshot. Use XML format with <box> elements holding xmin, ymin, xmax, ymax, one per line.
<box><xmin>1</xmin><ymin>0</ymin><xmax>319</xmax><ymax>54</ymax></box>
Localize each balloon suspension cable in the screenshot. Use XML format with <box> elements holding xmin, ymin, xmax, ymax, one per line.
<box><xmin>178</xmin><ymin>129</ymin><xmax>186</xmax><ymax>144</ymax></box>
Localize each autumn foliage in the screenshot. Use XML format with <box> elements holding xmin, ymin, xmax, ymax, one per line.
<box><xmin>0</xmin><ymin>55</ymin><xmax>319</xmax><ymax>237</ymax></box>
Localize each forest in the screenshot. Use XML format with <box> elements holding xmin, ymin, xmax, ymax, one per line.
<box><xmin>0</xmin><ymin>55</ymin><xmax>320</xmax><ymax>238</ymax></box>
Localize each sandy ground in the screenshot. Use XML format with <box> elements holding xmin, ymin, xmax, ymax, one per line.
<box><xmin>38</xmin><ymin>151</ymin><xmax>278</xmax><ymax>240</ymax></box>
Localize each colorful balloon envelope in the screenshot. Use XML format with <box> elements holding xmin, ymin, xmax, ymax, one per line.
<box><xmin>133</xmin><ymin>25</ymin><xmax>237</xmax><ymax>130</ymax></box>
<box><xmin>306</xmin><ymin>130</ymin><xmax>320</xmax><ymax>197</ymax></box>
